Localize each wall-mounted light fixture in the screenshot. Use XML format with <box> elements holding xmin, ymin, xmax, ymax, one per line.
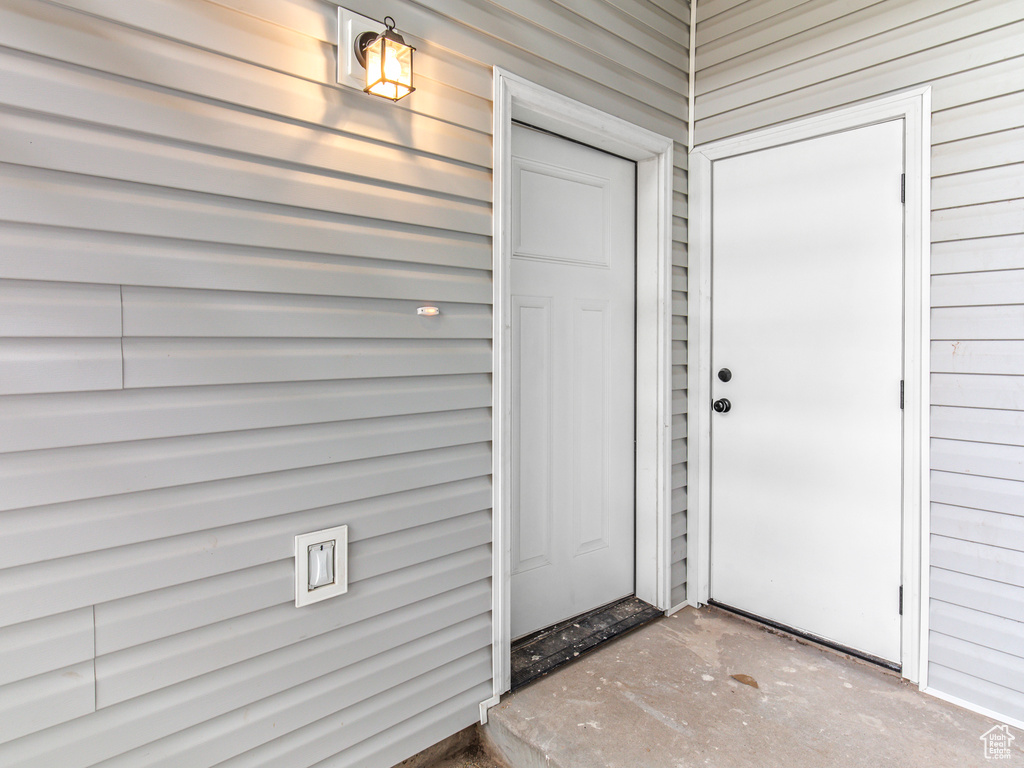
<box><xmin>353</xmin><ymin>16</ymin><xmax>415</xmax><ymax>101</ymax></box>
<box><xmin>417</xmin><ymin>306</ymin><xmax>440</xmax><ymax>317</ymax></box>
<box><xmin>337</xmin><ymin>9</ymin><xmax>415</xmax><ymax>101</ymax></box>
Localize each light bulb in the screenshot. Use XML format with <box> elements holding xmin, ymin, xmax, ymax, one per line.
<box><xmin>384</xmin><ymin>47</ymin><xmax>402</xmax><ymax>80</ymax></box>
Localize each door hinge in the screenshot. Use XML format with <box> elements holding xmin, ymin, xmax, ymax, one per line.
<box><xmin>899</xmin><ymin>585</ymin><xmax>904</xmax><ymax>616</ymax></box>
<box><xmin>900</xmin><ymin>380</ymin><xmax>905</xmax><ymax>410</ymax></box>
<box><xmin>900</xmin><ymin>173</ymin><xmax>906</xmax><ymax>204</ymax></box>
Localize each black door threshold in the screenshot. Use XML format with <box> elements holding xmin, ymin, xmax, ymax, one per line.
<box><xmin>510</xmin><ymin>596</ymin><xmax>663</xmax><ymax>691</ymax></box>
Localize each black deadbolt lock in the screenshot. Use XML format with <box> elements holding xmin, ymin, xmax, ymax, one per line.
<box><xmin>718</xmin><ymin>368</ymin><xmax>732</xmax><ymax>382</ymax></box>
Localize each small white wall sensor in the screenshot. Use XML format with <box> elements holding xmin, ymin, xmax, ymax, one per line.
<box><xmin>295</xmin><ymin>525</ymin><xmax>348</xmax><ymax>607</ymax></box>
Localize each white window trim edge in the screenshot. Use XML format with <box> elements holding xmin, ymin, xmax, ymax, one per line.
<box><xmin>686</xmin><ymin>86</ymin><xmax>932</xmax><ymax>686</ymax></box>
<box><xmin>487</xmin><ymin>66</ymin><xmax>675</xmax><ymax>716</ymax></box>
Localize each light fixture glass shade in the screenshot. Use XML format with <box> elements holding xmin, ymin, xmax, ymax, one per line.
<box><xmin>363</xmin><ymin>21</ymin><xmax>415</xmax><ymax>101</ymax></box>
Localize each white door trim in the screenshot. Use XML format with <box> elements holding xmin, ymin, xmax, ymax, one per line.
<box><xmin>489</xmin><ymin>67</ymin><xmax>674</xmax><ymax>702</ymax></box>
<box><xmin>687</xmin><ymin>87</ymin><xmax>931</xmax><ymax>685</ymax></box>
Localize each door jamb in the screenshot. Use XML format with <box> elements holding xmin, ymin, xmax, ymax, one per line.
<box><xmin>487</xmin><ymin>67</ymin><xmax>674</xmax><ymax>712</ymax></box>
<box><xmin>687</xmin><ymin>87</ymin><xmax>931</xmax><ymax>685</ymax></box>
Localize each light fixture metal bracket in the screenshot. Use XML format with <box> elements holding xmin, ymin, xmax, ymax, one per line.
<box><xmin>353</xmin><ymin>30</ymin><xmax>376</xmax><ymax>69</ymax></box>
<box><xmin>336</xmin><ymin>7</ymin><xmax>385</xmax><ymax>91</ymax></box>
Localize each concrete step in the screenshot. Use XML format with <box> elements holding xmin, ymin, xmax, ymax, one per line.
<box><xmin>481</xmin><ymin>606</ymin><xmax>1017</xmax><ymax>768</ymax></box>
<box><xmin>482</xmin><ymin>712</ymin><xmax>561</xmax><ymax>768</ymax></box>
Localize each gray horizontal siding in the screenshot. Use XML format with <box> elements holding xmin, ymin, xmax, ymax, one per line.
<box><xmin>932</xmin><ymin>234</ymin><xmax>1024</xmax><ymax>275</ymax></box>
<box><xmin>0</xmin><ymin>222</ymin><xmax>492</xmax><ymax>295</ymax></box>
<box><xmin>671</xmin><ymin>238</ymin><xmax>688</xmax><ymax>604</ymax></box>
<box><xmin>0</xmin><ymin>280</ymin><xmax>121</xmax><ymax>336</ymax></box>
<box><xmin>0</xmin><ymin>0</ymin><xmax>689</xmax><ymax>765</ymax></box>
<box><xmin>0</xmin><ymin>375</ymin><xmax>492</xmax><ymax>454</ymax></box>
<box><xmin>0</xmin><ymin>661</ymin><xmax>96</xmax><ymax>744</ymax></box>
<box><xmin>0</xmin><ymin>587</ymin><xmax>491</xmax><ymax>768</ymax></box>
<box><xmin>94</xmin><ymin>540</ymin><xmax>491</xmax><ymax>708</ymax></box>
<box><xmin>0</xmin><ymin>447</ymin><xmax>491</xmax><ymax>573</ymax></box>
<box><xmin>102</xmin><ymin>640</ymin><xmax>492</xmax><ymax>768</ymax></box>
<box><xmin>121</xmin><ymin>288</ymin><xmax>492</xmax><ymax>338</ymax></box>
<box><xmin>0</xmin><ymin>411</ymin><xmax>491</xmax><ymax>513</ymax></box>
<box><xmin>0</xmin><ymin>608</ymin><xmax>94</xmax><ymax>687</ymax></box>
<box><xmin>0</xmin><ymin>337</ymin><xmax>123</xmax><ymax>395</ymax></box>
<box><xmin>0</xmin><ymin>108</ymin><xmax>491</xmax><ymax>235</ymax></box>
<box><xmin>932</xmin><ymin>375</ymin><xmax>1024</xmax><ymax>411</ymax></box>
<box><xmin>122</xmin><ymin>338</ymin><xmax>492</xmax><ymax>387</ymax></box>
<box><xmin>0</xmin><ymin>165</ymin><xmax>490</xmax><ymax>271</ymax></box>
<box><xmin>694</xmin><ymin>0</ymin><xmax>1024</xmax><ymax>723</ymax></box>
<box><xmin>932</xmin><ymin>568</ymin><xmax>1024</xmax><ymax>624</ymax></box>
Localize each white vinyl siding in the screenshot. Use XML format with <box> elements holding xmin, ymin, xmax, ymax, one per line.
<box><xmin>0</xmin><ymin>0</ymin><xmax>689</xmax><ymax>765</ymax></box>
<box><xmin>693</xmin><ymin>0</ymin><xmax>1023</xmax><ymax>724</ymax></box>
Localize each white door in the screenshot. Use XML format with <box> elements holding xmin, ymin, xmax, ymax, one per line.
<box><xmin>510</xmin><ymin>124</ymin><xmax>636</xmax><ymax>639</ymax></box>
<box><xmin>709</xmin><ymin>120</ymin><xmax>904</xmax><ymax>663</ymax></box>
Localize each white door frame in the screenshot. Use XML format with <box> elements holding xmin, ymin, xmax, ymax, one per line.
<box><xmin>486</xmin><ymin>67</ymin><xmax>674</xmax><ymax>709</ymax></box>
<box><xmin>687</xmin><ymin>87</ymin><xmax>931</xmax><ymax>685</ymax></box>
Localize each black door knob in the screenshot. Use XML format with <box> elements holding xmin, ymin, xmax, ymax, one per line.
<box><xmin>718</xmin><ymin>368</ymin><xmax>732</xmax><ymax>382</ymax></box>
<box><xmin>713</xmin><ymin>398</ymin><xmax>731</xmax><ymax>413</ymax></box>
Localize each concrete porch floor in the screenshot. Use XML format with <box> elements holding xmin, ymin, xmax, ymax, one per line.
<box><xmin>472</xmin><ymin>605</ymin><xmax>1021</xmax><ymax>768</ymax></box>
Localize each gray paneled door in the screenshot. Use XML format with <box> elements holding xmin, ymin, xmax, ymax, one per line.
<box><xmin>510</xmin><ymin>124</ymin><xmax>637</xmax><ymax>639</ymax></box>
<box><xmin>709</xmin><ymin>120</ymin><xmax>905</xmax><ymax>663</ymax></box>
